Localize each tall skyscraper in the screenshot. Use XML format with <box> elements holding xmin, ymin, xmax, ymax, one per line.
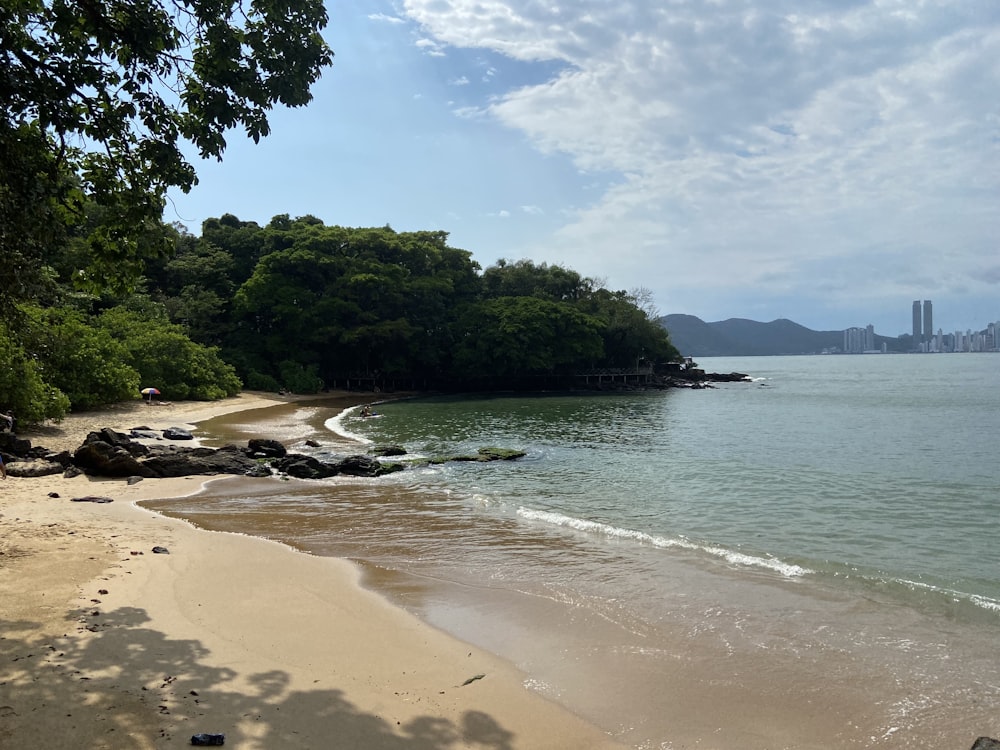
<box><xmin>923</xmin><ymin>300</ymin><xmax>933</xmax><ymax>345</ymax></box>
<box><xmin>912</xmin><ymin>300</ymin><xmax>922</xmax><ymax>342</ymax></box>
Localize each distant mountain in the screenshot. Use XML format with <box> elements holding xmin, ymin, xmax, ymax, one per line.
<box><xmin>659</xmin><ymin>314</ymin><xmax>850</xmax><ymax>357</ymax></box>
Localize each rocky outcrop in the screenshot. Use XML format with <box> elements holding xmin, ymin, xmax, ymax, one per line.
<box><xmin>5</xmin><ymin>459</ymin><xmax>66</xmax><ymax>478</ymax></box>
<box><xmin>6</xmin><ymin>427</ymin><xmax>521</xmax><ymax>482</ymax></box>
<box><xmin>86</xmin><ymin>427</ymin><xmax>147</xmax><ymax>454</ymax></box>
<box><xmin>338</xmin><ymin>454</ymin><xmax>400</xmax><ymax>477</ymax></box>
<box><xmin>272</xmin><ymin>454</ymin><xmax>340</xmax><ymax>480</ymax></box>
<box><xmin>271</xmin><ymin>453</ymin><xmax>404</xmax><ymax>479</ymax></box>
<box><xmin>141</xmin><ymin>444</ymin><xmax>260</xmax><ymax>478</ymax></box>
<box><xmin>972</xmin><ymin>738</ymin><xmax>1000</xmax><ymax>750</ymax></box>
<box><xmin>248</xmin><ymin>439</ymin><xmax>287</xmax><ymax>458</ymax></box>
<box><xmin>372</xmin><ymin>444</ymin><xmax>407</xmax><ymax>457</ymax></box>
<box><xmin>74</xmin><ymin>440</ymin><xmax>156</xmax><ymax>478</ymax></box>
<box><xmin>425</xmin><ymin>446</ymin><xmax>528</xmax><ymax>464</ymax></box>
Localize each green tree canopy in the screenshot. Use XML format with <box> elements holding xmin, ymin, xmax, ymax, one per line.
<box><xmin>453</xmin><ymin>297</ymin><xmax>605</xmax><ymax>377</ymax></box>
<box><xmin>1</xmin><ymin>0</ymin><xmax>333</xmax><ymax>303</ymax></box>
<box><xmin>230</xmin><ymin>220</ymin><xmax>480</xmax><ymax>384</ymax></box>
<box><xmin>24</xmin><ymin>305</ymin><xmax>140</xmax><ymax>409</ymax></box>
<box><xmin>98</xmin><ymin>307</ymin><xmax>241</xmax><ymax>400</ymax></box>
<box><xmin>0</xmin><ymin>317</ymin><xmax>71</xmax><ymax>422</ymax></box>
<box><xmin>481</xmin><ymin>259</ymin><xmax>593</xmax><ymax>302</ymax></box>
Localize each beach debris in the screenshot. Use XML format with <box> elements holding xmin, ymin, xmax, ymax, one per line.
<box><xmin>98</xmin><ymin>589</ymin><xmax>109</xmax><ymax>595</ymax></box>
<box><xmin>70</xmin><ymin>495</ymin><xmax>114</xmax><ymax>503</ymax></box>
<box><xmin>460</xmin><ymin>673</ymin><xmax>486</xmax><ymax>686</ymax></box>
<box><xmin>48</xmin><ymin>492</ymin><xmax>60</xmax><ymax>498</ymax></box>
<box><xmin>151</xmin><ymin>546</ymin><xmax>170</xmax><ymax>554</ymax></box>
<box><xmin>190</xmin><ymin>733</ymin><xmax>226</xmax><ymax>746</ymax></box>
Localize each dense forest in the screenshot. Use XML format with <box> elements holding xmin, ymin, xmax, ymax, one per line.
<box><xmin>1</xmin><ymin>212</ymin><xmax>680</xmax><ymax>423</ymax></box>
<box><xmin>1</xmin><ymin>0</ymin><xmax>678</xmax><ymax>425</ymax></box>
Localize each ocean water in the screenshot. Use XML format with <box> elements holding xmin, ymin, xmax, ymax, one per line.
<box><xmin>145</xmin><ymin>354</ymin><xmax>1000</xmax><ymax>749</ymax></box>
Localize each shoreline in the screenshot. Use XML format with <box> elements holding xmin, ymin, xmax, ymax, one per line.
<box><xmin>0</xmin><ymin>393</ymin><xmax>624</xmax><ymax>749</ymax></box>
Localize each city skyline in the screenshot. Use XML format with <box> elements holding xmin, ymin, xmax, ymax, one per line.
<box><xmin>843</xmin><ymin>300</ymin><xmax>1000</xmax><ymax>353</ymax></box>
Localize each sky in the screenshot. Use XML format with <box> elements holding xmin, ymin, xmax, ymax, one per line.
<box><xmin>167</xmin><ymin>0</ymin><xmax>1000</xmax><ymax>337</ymax></box>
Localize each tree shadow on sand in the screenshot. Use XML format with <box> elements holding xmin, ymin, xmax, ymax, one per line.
<box><xmin>1</xmin><ymin>604</ymin><xmax>516</xmax><ymax>749</ymax></box>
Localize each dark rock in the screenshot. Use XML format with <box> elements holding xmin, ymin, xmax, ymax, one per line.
<box><xmin>6</xmin><ymin>459</ymin><xmax>66</xmax><ymax>477</ymax></box>
<box><xmin>151</xmin><ymin>546</ymin><xmax>170</xmax><ymax>554</ymax></box>
<box><xmin>127</xmin><ymin>475</ymin><xmax>144</xmax><ymax>485</ymax></box>
<box><xmin>244</xmin><ymin>463</ymin><xmax>273</xmax><ymax>478</ymax></box>
<box><xmin>129</xmin><ymin>429</ymin><xmax>161</xmax><ymax>440</ymax></box>
<box><xmin>40</xmin><ymin>450</ymin><xmax>73</xmax><ymax>467</ymax></box>
<box><xmin>708</xmin><ymin>371</ymin><xmax>751</xmax><ymax>382</ymax></box>
<box><xmin>273</xmin><ymin>454</ymin><xmax>340</xmax><ymax>480</ymax></box>
<box><xmin>71</xmin><ymin>496</ymin><xmax>114</xmax><ymax>503</ymax></box>
<box><xmin>475</xmin><ymin>447</ymin><xmax>526</xmax><ymax>461</ymax></box>
<box><xmin>971</xmin><ymin>739</ymin><xmax>1000</xmax><ymax>750</ymax></box>
<box><xmin>162</xmin><ymin>426</ymin><xmax>194</xmax><ymax>440</ymax></box>
<box><xmin>74</xmin><ymin>441</ymin><xmax>156</xmax><ymax>478</ymax></box>
<box><xmin>63</xmin><ymin>465</ymin><xmax>84</xmax><ymax>479</ymax></box>
<box><xmin>83</xmin><ymin>428</ymin><xmax>149</xmax><ymax>457</ymax></box>
<box><xmin>336</xmin><ymin>454</ymin><xmax>388</xmax><ymax>477</ymax></box>
<box><xmin>247</xmin><ymin>438</ymin><xmax>287</xmax><ymax>458</ymax></box>
<box><xmin>48</xmin><ymin>492</ymin><xmax>60</xmax><ymax>498</ymax></box>
<box><xmin>0</xmin><ymin>431</ymin><xmax>32</xmax><ymax>455</ymax></box>
<box><xmin>141</xmin><ymin>445</ymin><xmax>257</xmax><ymax>478</ymax></box>
<box><xmin>449</xmin><ymin>447</ymin><xmax>527</xmax><ymax>462</ymax></box>
<box><xmin>85</xmin><ymin>427</ymin><xmax>129</xmax><ymax>448</ymax></box>
<box><xmin>191</xmin><ymin>733</ymin><xmax>225</xmax><ymax>746</ymax></box>
<box><xmin>304</xmin><ymin>439</ymin><xmax>320</xmax><ymax>448</ymax></box>
<box><xmin>371</xmin><ymin>444</ymin><xmax>407</xmax><ymax>457</ymax></box>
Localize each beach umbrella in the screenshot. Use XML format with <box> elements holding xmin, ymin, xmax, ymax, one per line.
<box><xmin>141</xmin><ymin>387</ymin><xmax>160</xmax><ymax>403</ymax></box>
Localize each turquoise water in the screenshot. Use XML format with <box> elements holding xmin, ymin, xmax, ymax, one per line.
<box><xmin>151</xmin><ymin>354</ymin><xmax>1000</xmax><ymax>749</ymax></box>
<box><xmin>340</xmin><ymin>354</ymin><xmax>1000</xmax><ymax>617</ymax></box>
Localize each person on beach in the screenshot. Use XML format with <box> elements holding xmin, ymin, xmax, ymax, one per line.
<box><xmin>0</xmin><ymin>453</ymin><xmax>6</xmax><ymax>479</ymax></box>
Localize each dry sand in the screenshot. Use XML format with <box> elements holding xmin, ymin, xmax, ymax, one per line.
<box><xmin>1</xmin><ymin>393</ymin><xmax>624</xmax><ymax>749</ymax></box>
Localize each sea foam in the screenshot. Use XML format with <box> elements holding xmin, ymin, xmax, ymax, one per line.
<box><xmin>517</xmin><ymin>507</ymin><xmax>811</xmax><ymax>578</ymax></box>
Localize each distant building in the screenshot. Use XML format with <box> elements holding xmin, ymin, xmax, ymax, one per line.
<box><xmin>911</xmin><ymin>300</ymin><xmax>933</xmax><ymax>349</ymax></box>
<box><xmin>843</xmin><ymin>324</ymin><xmax>876</xmax><ymax>353</ymax></box>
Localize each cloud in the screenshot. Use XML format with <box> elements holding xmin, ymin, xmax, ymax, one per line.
<box><xmin>368</xmin><ymin>12</ymin><xmax>405</xmax><ymax>24</ymax></box>
<box><xmin>400</xmin><ymin>1</ymin><xmax>1000</xmax><ymax>327</ymax></box>
<box><xmin>414</xmin><ymin>37</ymin><xmax>447</xmax><ymax>56</ymax></box>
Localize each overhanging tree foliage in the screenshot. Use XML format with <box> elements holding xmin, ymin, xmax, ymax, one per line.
<box><xmin>0</xmin><ymin>0</ymin><xmax>333</xmax><ymax>303</ymax></box>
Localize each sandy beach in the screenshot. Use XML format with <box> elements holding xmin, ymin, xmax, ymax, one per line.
<box><xmin>1</xmin><ymin>393</ymin><xmax>623</xmax><ymax>749</ymax></box>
